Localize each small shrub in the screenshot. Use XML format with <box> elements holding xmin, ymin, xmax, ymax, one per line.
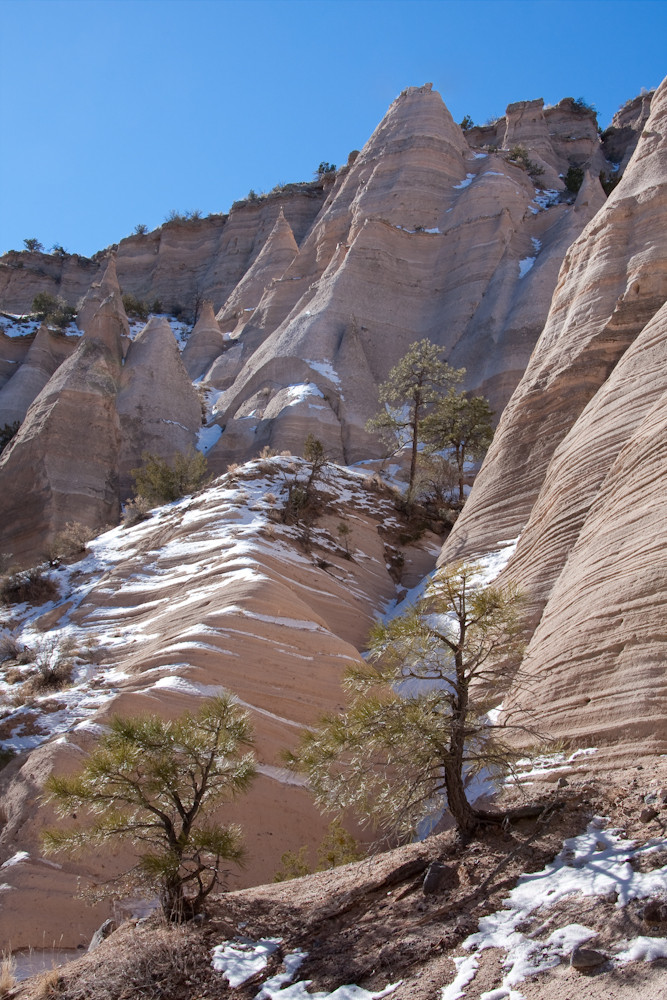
<box><xmin>50</xmin><ymin>244</ymin><xmax>68</xmax><ymax>257</ymax></box>
<box><xmin>165</xmin><ymin>209</ymin><xmax>187</xmax><ymax>223</ymax></box>
<box><xmin>0</xmin><ymin>951</ymin><xmax>16</xmax><ymax>995</ymax></box>
<box><xmin>122</xmin><ymin>495</ymin><xmax>152</xmax><ymax>528</ymax></box>
<box><xmin>25</xmin><ymin>635</ymin><xmax>77</xmax><ymax>693</ymax></box>
<box><xmin>459</xmin><ymin>114</ymin><xmax>474</xmax><ymax>130</ymax></box>
<box><xmin>46</xmin><ymin>521</ymin><xmax>95</xmax><ymax>564</ymax></box>
<box><xmin>0</xmin><ymin>632</ymin><xmax>30</xmax><ymax>663</ymax></box>
<box><xmin>0</xmin><ymin>421</ymin><xmax>20</xmax><ymax>455</ymax></box>
<box><xmin>31</xmin><ymin>292</ymin><xmax>76</xmax><ymax>330</ymax></box>
<box><xmin>259</xmin><ymin>445</ymin><xmax>278</xmax><ymax>459</ymax></box>
<box><xmin>273</xmin><ymin>821</ymin><xmax>363</xmax><ymax>882</ymax></box>
<box><xmin>133</xmin><ymin>223</ymin><xmax>148</xmax><ymax>235</ymax></box>
<box><xmin>264</xmin><ymin>492</ymin><xmax>277</xmax><ymax>505</ymax></box>
<box><xmin>316</xmin><ymin>161</ymin><xmax>336</xmax><ymax>176</ymax></box>
<box><xmin>131</xmin><ymin>450</ymin><xmax>208</xmax><ymax>506</ymax></box>
<box><xmin>507</xmin><ymin>145</ymin><xmax>544</xmax><ymax>179</ymax></box>
<box><xmin>0</xmin><ymin>568</ymin><xmax>58</xmax><ymax>606</ymax></box>
<box><xmin>121</xmin><ymin>293</ymin><xmax>150</xmax><ymax>321</ymax></box>
<box><xmin>572</xmin><ymin>96</ymin><xmax>596</xmax><ymax>115</ymax></box>
<box><xmin>564</xmin><ymin>165</ymin><xmax>585</xmax><ymax>194</ymax></box>
<box><xmin>23</xmin><ymin>238</ymin><xmax>43</xmax><ymax>253</ymax></box>
<box><xmin>273</xmin><ymin>845</ymin><xmax>311</xmax><ymax>882</ymax></box>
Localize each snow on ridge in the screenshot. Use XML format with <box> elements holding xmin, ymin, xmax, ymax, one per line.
<box><xmin>453</xmin><ymin>173</ymin><xmax>475</xmax><ymax>189</ymax></box>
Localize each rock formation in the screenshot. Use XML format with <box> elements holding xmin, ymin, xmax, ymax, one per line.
<box><xmin>0</xmin><ymin>459</ymin><xmax>442</xmax><ymax>947</ymax></box>
<box><xmin>0</xmin><ymin>324</ymin><xmax>77</xmax><ymax>426</ymax></box>
<box><xmin>439</xmin><ymin>73</ymin><xmax>667</xmax><ymax>748</ymax></box>
<box><xmin>116</xmin><ymin>315</ymin><xmax>202</xmax><ymax>497</ymax></box>
<box><xmin>207</xmin><ymin>84</ymin><xmax>611</xmax><ymax>466</ymax></box>
<box><xmin>181</xmin><ymin>300</ymin><xmax>226</xmax><ymax>380</ymax></box>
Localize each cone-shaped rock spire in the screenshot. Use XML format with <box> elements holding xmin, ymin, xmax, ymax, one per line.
<box><xmin>216</xmin><ymin>208</ymin><xmax>299</xmax><ymax>335</ymax></box>
<box><xmin>116</xmin><ymin>316</ymin><xmax>203</xmax><ymax>497</ymax></box>
<box><xmin>181</xmin><ymin>300</ymin><xmax>226</xmax><ymax>380</ymax></box>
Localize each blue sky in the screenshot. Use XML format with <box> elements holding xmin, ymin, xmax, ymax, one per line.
<box><xmin>1</xmin><ymin>0</ymin><xmax>665</xmax><ymax>258</ymax></box>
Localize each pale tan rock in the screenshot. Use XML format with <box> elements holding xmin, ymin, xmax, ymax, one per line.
<box><xmin>215</xmin><ymin>85</ymin><xmax>605</xmax><ymax>463</ymax></box>
<box><xmin>216</xmin><ymin>208</ymin><xmax>299</xmax><ymax>336</ymax></box>
<box><xmin>0</xmin><ymin>462</ymin><xmax>440</xmax><ymax>947</ymax></box>
<box><xmin>0</xmin><ymin>329</ymin><xmax>34</xmax><ymax>390</ymax></box>
<box><xmin>439</xmin><ymin>74</ymin><xmax>667</xmax><ymax>749</ymax></box>
<box><xmin>116</xmin><ymin>316</ymin><xmax>202</xmax><ymax>497</ymax></box>
<box><xmin>76</xmin><ymin>255</ymin><xmax>128</xmax><ymax>343</ymax></box>
<box><xmin>0</xmin><ymin>323</ymin><xmax>76</xmax><ymax>426</ymax></box>
<box><xmin>0</xmin><ymin>337</ymin><xmax>122</xmax><ymax>565</ymax></box>
<box><xmin>181</xmin><ymin>300</ymin><xmax>225</xmax><ymax>380</ymax></box>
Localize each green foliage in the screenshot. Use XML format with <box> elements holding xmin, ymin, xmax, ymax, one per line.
<box><xmin>43</xmin><ymin>696</ymin><xmax>256</xmax><ymax>920</ymax></box>
<box><xmin>459</xmin><ymin>115</ymin><xmax>474</xmax><ymax>131</ymax></box>
<box><xmin>507</xmin><ymin>146</ymin><xmax>544</xmax><ymax>179</ymax></box>
<box><xmin>121</xmin><ymin>293</ymin><xmax>151</xmax><ymax>321</ymax></box>
<box><xmin>366</xmin><ymin>339</ymin><xmax>464</xmax><ymax>495</ymax></box>
<box><xmin>289</xmin><ymin>562</ymin><xmax>525</xmax><ymax>838</ymax></box>
<box><xmin>23</xmin><ymin>238</ymin><xmax>43</xmax><ymax>252</ymax></box>
<box><xmin>31</xmin><ymin>292</ymin><xmax>76</xmax><ymax>330</ymax></box>
<box><xmin>273</xmin><ymin>820</ymin><xmax>364</xmax><ymax>882</ymax></box>
<box><xmin>50</xmin><ymin>244</ymin><xmax>68</xmax><ymax>257</ymax></box>
<box><xmin>564</xmin><ymin>165</ymin><xmax>585</xmax><ymax>194</ymax></box>
<box><xmin>316</xmin><ymin>161</ymin><xmax>336</xmax><ymax>176</ymax></box>
<box><xmin>131</xmin><ymin>450</ymin><xmax>208</xmax><ymax>506</ymax></box>
<box><xmin>133</xmin><ymin>223</ymin><xmax>149</xmax><ymax>236</ymax></box>
<box><xmin>572</xmin><ymin>96</ymin><xmax>596</xmax><ymax>115</ymax></box>
<box><xmin>0</xmin><ymin>421</ymin><xmax>20</xmax><ymax>455</ymax></box>
<box><xmin>273</xmin><ymin>845</ymin><xmax>311</xmax><ymax>882</ymax></box>
<box><xmin>422</xmin><ymin>390</ymin><xmax>494</xmax><ymax>503</ymax></box>
<box><xmin>599</xmin><ymin>170</ymin><xmax>621</xmax><ymax>196</ymax></box>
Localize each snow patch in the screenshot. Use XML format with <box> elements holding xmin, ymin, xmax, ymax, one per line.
<box><xmin>453</xmin><ymin>173</ymin><xmax>475</xmax><ymax>189</ymax></box>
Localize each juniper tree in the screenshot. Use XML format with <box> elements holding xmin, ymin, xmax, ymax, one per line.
<box><xmin>423</xmin><ymin>390</ymin><xmax>494</xmax><ymax>503</ymax></box>
<box><xmin>43</xmin><ymin>696</ymin><xmax>256</xmax><ymax>920</ymax></box>
<box><xmin>365</xmin><ymin>339</ymin><xmax>464</xmax><ymax>496</ymax></box>
<box><xmin>290</xmin><ymin>562</ymin><xmax>525</xmax><ymax>837</ymax></box>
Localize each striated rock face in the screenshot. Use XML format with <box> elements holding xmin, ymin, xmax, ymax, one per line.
<box><xmin>181</xmin><ymin>300</ymin><xmax>226</xmax><ymax>380</ymax></box>
<box><xmin>0</xmin><ymin>336</ymin><xmax>122</xmax><ymax>564</ymax></box>
<box><xmin>0</xmin><ymin>186</ymin><xmax>328</xmax><ymax>317</ymax></box>
<box><xmin>216</xmin><ymin>208</ymin><xmax>300</xmax><ymax>336</ymax></box>
<box><xmin>209</xmin><ymin>84</ymin><xmax>609</xmax><ymax>464</ymax></box>
<box><xmin>439</xmin><ymin>73</ymin><xmax>667</xmax><ymax>748</ymax></box>
<box><xmin>0</xmin><ymin>324</ymin><xmax>77</xmax><ymax>426</ymax></box>
<box><xmin>116</xmin><ymin>316</ymin><xmax>202</xmax><ymax>497</ymax></box>
<box><xmin>0</xmin><ymin>459</ymin><xmax>442</xmax><ymax>948</ymax></box>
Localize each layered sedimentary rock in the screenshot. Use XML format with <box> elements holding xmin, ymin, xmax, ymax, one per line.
<box><xmin>0</xmin><ymin>332</ymin><xmax>122</xmax><ymax>563</ymax></box>
<box><xmin>116</xmin><ymin>315</ymin><xmax>202</xmax><ymax>497</ymax></box>
<box><xmin>439</xmin><ymin>74</ymin><xmax>667</xmax><ymax>748</ymax></box>
<box><xmin>181</xmin><ymin>300</ymin><xmax>226</xmax><ymax>379</ymax></box>
<box><xmin>0</xmin><ymin>460</ymin><xmax>442</xmax><ymax>948</ymax></box>
<box><xmin>0</xmin><ymin>185</ymin><xmax>328</xmax><ymax>317</ymax></box>
<box><xmin>209</xmin><ymin>85</ymin><xmax>608</xmax><ymax>465</ymax></box>
<box><xmin>0</xmin><ymin>324</ymin><xmax>77</xmax><ymax>426</ymax></box>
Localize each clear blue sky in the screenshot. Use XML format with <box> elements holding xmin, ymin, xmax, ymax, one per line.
<box><xmin>1</xmin><ymin>0</ymin><xmax>665</xmax><ymax>258</ymax></box>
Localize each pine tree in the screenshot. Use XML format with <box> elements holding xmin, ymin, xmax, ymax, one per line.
<box><xmin>366</xmin><ymin>340</ymin><xmax>464</xmax><ymax>495</ymax></box>
<box><xmin>43</xmin><ymin>696</ymin><xmax>256</xmax><ymax>920</ymax></box>
<box><xmin>423</xmin><ymin>390</ymin><xmax>494</xmax><ymax>503</ymax></box>
<box><xmin>290</xmin><ymin>563</ymin><xmax>525</xmax><ymax>838</ymax></box>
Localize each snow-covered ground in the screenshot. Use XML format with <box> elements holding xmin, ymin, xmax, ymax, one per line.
<box><xmin>442</xmin><ymin>818</ymin><xmax>667</xmax><ymax>999</ymax></box>
<box><xmin>212</xmin><ymin>937</ymin><xmax>399</xmax><ymax>999</ymax></box>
